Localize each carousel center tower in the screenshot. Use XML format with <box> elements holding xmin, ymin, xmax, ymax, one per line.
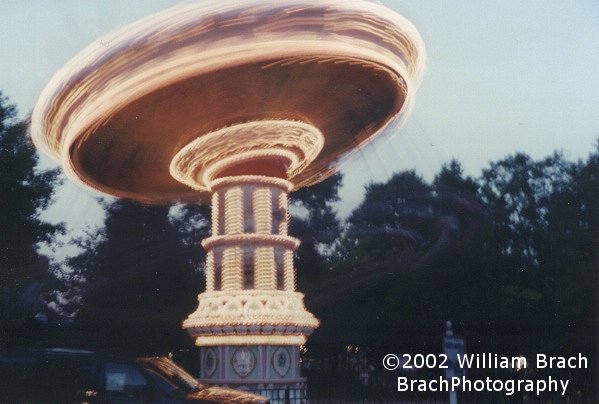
<box><xmin>173</xmin><ymin>120</ymin><xmax>322</xmax><ymax>351</ymax></box>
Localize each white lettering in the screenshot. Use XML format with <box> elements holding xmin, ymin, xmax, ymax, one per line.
<box><xmin>560</xmin><ymin>379</ymin><xmax>569</xmax><ymax>396</ymax></box>
<box><xmin>537</xmin><ymin>354</ymin><xmax>587</xmax><ymax>369</ymax></box>
<box><xmin>457</xmin><ymin>354</ymin><xmax>473</xmax><ymax>368</ymax></box>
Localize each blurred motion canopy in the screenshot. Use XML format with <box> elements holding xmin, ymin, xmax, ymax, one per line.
<box><xmin>31</xmin><ymin>0</ymin><xmax>425</xmax><ymax>204</ymax></box>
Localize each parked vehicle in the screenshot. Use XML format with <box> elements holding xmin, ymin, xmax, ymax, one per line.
<box><xmin>0</xmin><ymin>348</ymin><xmax>268</xmax><ymax>403</ymax></box>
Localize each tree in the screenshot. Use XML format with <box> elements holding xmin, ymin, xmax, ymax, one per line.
<box><xmin>291</xmin><ymin>173</ymin><xmax>342</xmax><ymax>291</ymax></box>
<box><xmin>478</xmin><ymin>152</ymin><xmax>574</xmax><ymax>271</ymax></box>
<box><xmin>307</xmin><ymin>166</ymin><xmax>485</xmax><ymax>353</ymax></box>
<box><xmin>541</xmin><ymin>146</ymin><xmax>598</xmax><ymax>359</ymax></box>
<box><xmin>430</xmin><ymin>161</ymin><xmax>502</xmax><ymax>353</ymax></box>
<box><xmin>343</xmin><ymin>170</ymin><xmax>435</xmax><ymax>262</ymax></box>
<box><xmin>0</xmin><ymin>91</ymin><xmax>63</xmax><ymax>348</ymax></box>
<box><xmin>475</xmin><ymin>153</ymin><xmax>576</xmax><ymax>349</ymax></box>
<box><xmin>68</xmin><ymin>199</ymin><xmax>209</xmax><ymax>353</ymax></box>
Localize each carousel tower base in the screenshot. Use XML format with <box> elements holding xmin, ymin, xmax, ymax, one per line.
<box><xmin>199</xmin><ymin>345</ymin><xmax>306</xmax><ymax>402</ymax></box>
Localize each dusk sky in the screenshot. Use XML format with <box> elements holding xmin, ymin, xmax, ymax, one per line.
<box><xmin>1</xmin><ymin>0</ymin><xmax>598</xmax><ymax>255</ymax></box>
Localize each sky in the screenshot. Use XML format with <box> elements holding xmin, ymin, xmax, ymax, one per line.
<box><xmin>1</xmin><ymin>0</ymin><xmax>598</xmax><ymax>255</ymax></box>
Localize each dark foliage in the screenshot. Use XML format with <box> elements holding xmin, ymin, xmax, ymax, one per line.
<box><xmin>67</xmin><ymin>200</ymin><xmax>209</xmax><ymax>353</ymax></box>
<box><xmin>0</xmin><ymin>92</ymin><xmax>62</xmax><ymax>349</ymax></box>
<box><xmin>305</xmin><ymin>151</ymin><xmax>597</xmax><ymax>398</ymax></box>
<box><xmin>291</xmin><ymin>173</ymin><xmax>342</xmax><ymax>291</ymax></box>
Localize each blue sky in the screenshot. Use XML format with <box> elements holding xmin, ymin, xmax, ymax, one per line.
<box><xmin>1</xmin><ymin>0</ymin><xmax>598</xmax><ymax>242</ymax></box>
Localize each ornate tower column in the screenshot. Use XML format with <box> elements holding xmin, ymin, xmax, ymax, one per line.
<box><xmin>172</xmin><ymin>120</ymin><xmax>322</xmax><ymax>394</ymax></box>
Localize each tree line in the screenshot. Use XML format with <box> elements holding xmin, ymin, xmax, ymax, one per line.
<box><xmin>1</xmin><ymin>92</ymin><xmax>596</xmax><ymax>387</ymax></box>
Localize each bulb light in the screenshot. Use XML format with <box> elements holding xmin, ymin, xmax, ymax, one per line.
<box><xmin>211</xmin><ymin>192</ymin><xmax>219</xmax><ymax>235</ymax></box>
<box><xmin>254</xmin><ymin>187</ymin><xmax>272</xmax><ymax>234</ymax></box>
<box><xmin>222</xmin><ymin>247</ymin><xmax>242</xmax><ymax>291</ymax></box>
<box><xmin>284</xmin><ymin>250</ymin><xmax>295</xmax><ymax>291</ymax></box>
<box><xmin>255</xmin><ymin>246</ymin><xmax>275</xmax><ymax>290</ymax></box>
<box><xmin>279</xmin><ymin>192</ymin><xmax>289</xmax><ymax>235</ymax></box>
<box><xmin>206</xmin><ymin>251</ymin><xmax>215</xmax><ymax>292</ymax></box>
<box><xmin>224</xmin><ymin>187</ymin><xmax>243</xmax><ymax>234</ymax></box>
<box><xmin>195</xmin><ymin>335</ymin><xmax>307</xmax><ymax>347</ymax></box>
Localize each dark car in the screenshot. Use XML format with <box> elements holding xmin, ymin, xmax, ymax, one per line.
<box><xmin>0</xmin><ymin>348</ymin><xmax>268</xmax><ymax>403</ymax></box>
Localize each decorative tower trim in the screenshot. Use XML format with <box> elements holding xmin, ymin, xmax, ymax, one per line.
<box><xmin>175</xmin><ymin>120</ymin><xmax>322</xmax><ymax>348</ymax></box>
